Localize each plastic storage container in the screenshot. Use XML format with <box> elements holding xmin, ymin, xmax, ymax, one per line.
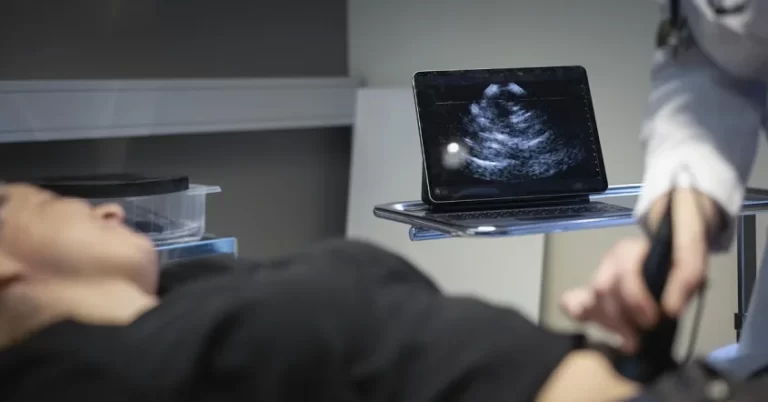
<box><xmin>94</xmin><ymin>184</ymin><xmax>221</xmax><ymax>245</ymax></box>
<box><xmin>32</xmin><ymin>174</ymin><xmax>221</xmax><ymax>245</ymax></box>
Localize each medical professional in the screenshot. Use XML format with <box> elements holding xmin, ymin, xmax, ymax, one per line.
<box><xmin>561</xmin><ymin>0</ymin><xmax>768</xmax><ymax>378</ymax></box>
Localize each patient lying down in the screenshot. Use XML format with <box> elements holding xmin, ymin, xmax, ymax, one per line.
<box><xmin>0</xmin><ymin>184</ymin><xmax>723</xmax><ymax>401</ymax></box>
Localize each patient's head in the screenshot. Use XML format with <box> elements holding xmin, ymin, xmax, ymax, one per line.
<box><xmin>0</xmin><ymin>184</ymin><xmax>158</xmax><ymax>293</ymax></box>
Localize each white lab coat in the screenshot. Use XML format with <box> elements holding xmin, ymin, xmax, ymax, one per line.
<box><xmin>639</xmin><ymin>0</ymin><xmax>768</xmax><ymax>377</ymax></box>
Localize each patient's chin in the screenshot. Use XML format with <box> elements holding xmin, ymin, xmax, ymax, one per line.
<box><xmin>112</xmin><ymin>242</ymin><xmax>159</xmax><ymax>294</ymax></box>
<box><xmin>0</xmin><ymin>252</ymin><xmax>26</xmax><ymax>283</ymax></box>
<box><xmin>71</xmin><ymin>234</ymin><xmax>159</xmax><ymax>294</ymax></box>
<box><xmin>135</xmin><ymin>255</ymin><xmax>159</xmax><ymax>295</ymax></box>
<box><xmin>9</xmin><ymin>226</ymin><xmax>159</xmax><ymax>294</ymax></box>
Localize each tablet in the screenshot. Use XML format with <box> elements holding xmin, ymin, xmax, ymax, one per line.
<box><xmin>413</xmin><ymin>66</ymin><xmax>608</xmax><ymax>205</ymax></box>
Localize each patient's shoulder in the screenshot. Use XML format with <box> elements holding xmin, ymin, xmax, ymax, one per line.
<box><xmin>158</xmin><ymin>239</ymin><xmax>441</xmax><ymax>297</ymax></box>
<box><xmin>158</xmin><ymin>255</ymin><xmax>260</xmax><ymax>296</ymax></box>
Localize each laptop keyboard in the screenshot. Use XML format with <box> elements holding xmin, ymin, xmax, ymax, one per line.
<box><xmin>434</xmin><ymin>202</ymin><xmax>631</xmax><ymax>222</ymax></box>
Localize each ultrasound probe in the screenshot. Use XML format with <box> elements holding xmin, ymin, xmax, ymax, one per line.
<box><xmin>614</xmin><ymin>195</ymin><xmax>679</xmax><ymax>383</ymax></box>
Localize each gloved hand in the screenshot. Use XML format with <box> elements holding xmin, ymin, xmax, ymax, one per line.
<box><xmin>560</xmin><ymin>189</ymin><xmax>724</xmax><ymax>353</ymax></box>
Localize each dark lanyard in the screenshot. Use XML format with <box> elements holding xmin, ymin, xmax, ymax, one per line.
<box><xmin>657</xmin><ymin>0</ymin><xmax>684</xmax><ymax>52</ymax></box>
<box><xmin>670</xmin><ymin>0</ymin><xmax>681</xmax><ymax>28</ymax></box>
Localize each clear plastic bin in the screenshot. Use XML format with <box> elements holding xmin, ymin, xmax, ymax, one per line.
<box><xmin>89</xmin><ymin>184</ymin><xmax>221</xmax><ymax>245</ymax></box>
<box><xmin>29</xmin><ymin>174</ymin><xmax>220</xmax><ymax>245</ymax></box>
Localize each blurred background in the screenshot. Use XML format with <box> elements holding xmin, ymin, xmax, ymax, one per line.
<box><xmin>2</xmin><ymin>0</ymin><xmax>767</xmax><ymax>356</ymax></box>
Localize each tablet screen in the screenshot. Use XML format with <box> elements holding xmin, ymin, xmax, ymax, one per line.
<box><xmin>414</xmin><ymin>66</ymin><xmax>607</xmax><ymax>204</ymax></box>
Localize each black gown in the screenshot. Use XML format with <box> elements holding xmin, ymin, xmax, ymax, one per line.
<box><xmin>0</xmin><ymin>240</ymin><xmax>580</xmax><ymax>402</ymax></box>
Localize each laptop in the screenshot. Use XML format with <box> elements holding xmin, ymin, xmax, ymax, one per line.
<box><xmin>373</xmin><ymin>66</ymin><xmax>632</xmax><ymax>236</ymax></box>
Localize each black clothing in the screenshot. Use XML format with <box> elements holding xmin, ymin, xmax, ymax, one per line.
<box><xmin>0</xmin><ymin>240</ymin><xmax>579</xmax><ymax>402</ymax></box>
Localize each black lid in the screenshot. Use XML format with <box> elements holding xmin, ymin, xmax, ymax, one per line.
<box><xmin>28</xmin><ymin>174</ymin><xmax>189</xmax><ymax>199</ymax></box>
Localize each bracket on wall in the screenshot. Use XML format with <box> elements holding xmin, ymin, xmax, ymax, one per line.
<box><xmin>0</xmin><ymin>77</ymin><xmax>362</xmax><ymax>143</ymax></box>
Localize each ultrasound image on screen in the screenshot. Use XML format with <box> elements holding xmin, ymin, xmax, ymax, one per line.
<box><xmin>415</xmin><ymin>67</ymin><xmax>605</xmax><ymax>202</ymax></box>
<box><xmin>459</xmin><ymin>82</ymin><xmax>586</xmax><ymax>181</ymax></box>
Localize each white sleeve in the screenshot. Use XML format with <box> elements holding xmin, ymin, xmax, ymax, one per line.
<box><xmin>634</xmin><ymin>45</ymin><xmax>766</xmax><ymax>251</ymax></box>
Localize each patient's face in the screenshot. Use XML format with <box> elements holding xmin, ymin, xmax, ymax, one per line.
<box><xmin>0</xmin><ymin>184</ymin><xmax>158</xmax><ymax>293</ymax></box>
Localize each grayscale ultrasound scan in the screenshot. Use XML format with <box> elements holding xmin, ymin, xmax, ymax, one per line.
<box><xmin>414</xmin><ymin>67</ymin><xmax>607</xmax><ymax>203</ymax></box>
<box><xmin>460</xmin><ymin>82</ymin><xmax>586</xmax><ymax>181</ymax></box>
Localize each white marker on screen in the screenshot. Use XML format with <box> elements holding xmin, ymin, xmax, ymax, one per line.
<box><xmin>442</xmin><ymin>142</ymin><xmax>467</xmax><ymax>170</ymax></box>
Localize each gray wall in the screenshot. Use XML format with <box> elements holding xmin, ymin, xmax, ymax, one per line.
<box><xmin>0</xmin><ymin>0</ymin><xmax>347</xmax><ymax>78</ymax></box>
<box><xmin>0</xmin><ymin>0</ymin><xmax>351</xmax><ymax>259</ymax></box>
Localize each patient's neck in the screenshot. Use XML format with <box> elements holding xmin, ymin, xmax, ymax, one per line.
<box><xmin>0</xmin><ymin>276</ymin><xmax>158</xmax><ymax>350</ymax></box>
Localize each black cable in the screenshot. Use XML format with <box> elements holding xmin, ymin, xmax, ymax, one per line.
<box><xmin>683</xmin><ymin>283</ymin><xmax>707</xmax><ymax>364</ymax></box>
<box><xmin>679</xmin><ymin>165</ymin><xmax>715</xmax><ymax>363</ymax></box>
